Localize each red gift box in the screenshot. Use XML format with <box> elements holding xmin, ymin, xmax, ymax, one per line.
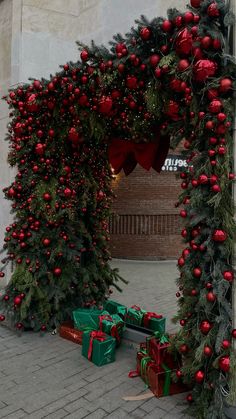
<box><xmin>59</xmin><ymin>321</ymin><xmax>83</xmax><ymax>345</ymax></box>
<box><xmin>136</xmin><ymin>351</ymin><xmax>155</xmax><ymax>384</ymax></box>
<box><xmin>148</xmin><ymin>363</ymin><xmax>188</xmax><ymax>397</ymax></box>
<box><xmin>146</xmin><ymin>334</ymin><xmax>175</xmax><ymax>367</ymax></box>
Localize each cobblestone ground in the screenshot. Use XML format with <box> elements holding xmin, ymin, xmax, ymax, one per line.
<box><xmin>0</xmin><ymin>260</ymin><xmax>191</xmax><ymax>419</ymax></box>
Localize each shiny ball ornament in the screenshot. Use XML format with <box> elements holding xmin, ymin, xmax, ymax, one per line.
<box><xmin>200</xmin><ymin>320</ymin><xmax>212</xmax><ymax>334</ymax></box>
<box><xmin>217</xmin><ymin>113</ymin><xmax>226</xmax><ymax>122</ymax></box>
<box><xmin>208</xmin><ymin>99</ymin><xmax>222</xmax><ymax>113</ymax></box>
<box><xmin>212</xmin><ymin>229</ymin><xmax>227</xmax><ymax>242</ymax></box>
<box><xmin>3</xmin><ymin>295</ymin><xmax>9</xmax><ymax>301</ymax></box>
<box><xmin>201</xmin><ymin>36</ymin><xmax>212</xmax><ymax>49</ymax></box>
<box><xmin>194</xmin><ymin>370</ymin><xmax>205</xmax><ymax>383</ymax></box>
<box><xmin>42</xmin><ymin>238</ymin><xmax>51</xmax><ymax>247</ymax></box>
<box><xmin>222</xmin><ymin>340</ymin><xmax>231</xmax><ymax>349</ymax></box>
<box><xmin>175</xmin><ymin>29</ymin><xmax>193</xmax><ymax>56</ymax></box>
<box><xmin>178</xmin><ymin>257</ymin><xmax>185</xmax><ymax>267</ymax></box>
<box><xmin>53</xmin><ymin>267</ymin><xmax>62</xmax><ymax>277</ymax></box>
<box><xmin>193</xmin><ymin>60</ymin><xmax>217</xmax><ymax>82</ymax></box>
<box><xmin>162</xmin><ymin>20</ymin><xmax>172</xmax><ymax>32</ymax></box>
<box><xmin>223</xmin><ymin>271</ymin><xmax>234</xmax><ymax>282</ymax></box>
<box><xmin>198</xmin><ymin>174</ymin><xmax>208</xmax><ymax>184</ymax></box>
<box><xmin>149</xmin><ymin>54</ymin><xmax>160</xmax><ymax>67</ymax></box>
<box><xmin>64</xmin><ymin>188</ymin><xmax>72</xmax><ymax>198</ymax></box>
<box><xmin>219</xmin><ymin>356</ymin><xmax>230</xmax><ymax>373</ymax></box>
<box><xmin>219</xmin><ymin>78</ymin><xmax>232</xmax><ymax>93</ymax></box>
<box><xmin>206</xmin><ymin>292</ymin><xmax>217</xmax><ymax>302</ymax></box>
<box><xmin>0</xmin><ymin>272</ymin><xmax>5</xmax><ymax>278</ymax></box>
<box><xmin>126</xmin><ymin>76</ymin><xmax>138</xmax><ymax>90</ymax></box>
<box><xmin>98</xmin><ymin>96</ymin><xmax>113</xmax><ymax>114</ymax></box>
<box><xmin>211</xmin><ymin>184</ymin><xmax>221</xmax><ymax>193</ymax></box>
<box><xmin>176</xmin><ymin>369</ymin><xmax>183</xmax><ymax>378</ymax></box>
<box><xmin>177</xmin><ymin>59</ymin><xmax>190</xmax><ymax>72</ymax></box>
<box><xmin>0</xmin><ymin>314</ymin><xmax>5</xmax><ymax>321</ymax></box>
<box><xmin>180</xmin><ymin>210</ymin><xmax>187</xmax><ymax>218</ymax></box>
<box><xmin>186</xmin><ymin>394</ymin><xmax>193</xmax><ymax>403</ymax></box>
<box><xmin>207</xmin><ymin>2</ymin><xmax>220</xmax><ymax>17</ymax></box>
<box><xmin>140</xmin><ymin>27</ymin><xmax>151</xmax><ymax>40</ymax></box>
<box><xmin>180</xmin><ymin>319</ymin><xmax>186</xmax><ymax>326</ymax></box>
<box><xmin>68</xmin><ymin>127</ymin><xmax>79</xmax><ymax>143</ymax></box>
<box><xmin>231</xmin><ymin>329</ymin><xmax>236</xmax><ymax>339</ymax></box>
<box><xmin>43</xmin><ymin>193</ymin><xmax>51</xmax><ymax>202</ymax></box>
<box><xmin>41</xmin><ymin>324</ymin><xmax>47</xmax><ymax>332</ymax></box>
<box><xmin>179</xmin><ymin>344</ymin><xmax>189</xmax><ymax>354</ymax></box>
<box><xmin>190</xmin><ymin>0</ymin><xmax>202</xmax><ymax>7</ymax></box>
<box><xmin>193</xmin><ymin>268</ymin><xmax>202</xmax><ymax>278</ymax></box>
<box><xmin>204</xmin><ymin>346</ymin><xmax>213</xmax><ymax>356</ymax></box>
<box><xmin>184</xmin><ymin>11</ymin><xmax>194</xmax><ymax>23</ymax></box>
<box><xmin>80</xmin><ymin>49</ymin><xmax>89</xmax><ymax>61</ymax></box>
<box><xmin>14</xmin><ymin>296</ymin><xmax>22</xmax><ymax>306</ymax></box>
<box><xmin>16</xmin><ymin>322</ymin><xmax>23</xmax><ymax>330</ymax></box>
<box><xmin>35</xmin><ymin>143</ymin><xmax>44</xmax><ymax>155</ymax></box>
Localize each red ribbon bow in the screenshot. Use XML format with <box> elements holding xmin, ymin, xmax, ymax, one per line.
<box><xmin>99</xmin><ymin>314</ymin><xmax>113</xmax><ymax>330</ymax></box>
<box><xmin>143</xmin><ymin>312</ymin><xmax>163</xmax><ymax>328</ymax></box>
<box><xmin>88</xmin><ymin>330</ymin><xmax>106</xmax><ymax>361</ymax></box>
<box><xmin>108</xmin><ymin>134</ymin><xmax>170</xmax><ymax>176</ymax></box>
<box><xmin>131</xmin><ymin>305</ymin><xmax>142</xmax><ymax>311</ymax></box>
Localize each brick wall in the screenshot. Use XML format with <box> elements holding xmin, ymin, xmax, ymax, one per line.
<box><xmin>110</xmin><ymin>165</ymin><xmax>184</xmax><ymax>259</ymax></box>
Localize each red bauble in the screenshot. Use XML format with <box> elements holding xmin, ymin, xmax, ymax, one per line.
<box><xmin>53</xmin><ymin>267</ymin><xmax>62</xmax><ymax>277</ymax></box>
<box><xmin>175</xmin><ymin>29</ymin><xmax>193</xmax><ymax>56</ymax></box>
<box><xmin>200</xmin><ymin>320</ymin><xmax>212</xmax><ymax>334</ymax></box>
<box><xmin>64</xmin><ymin>188</ymin><xmax>72</xmax><ymax>198</ymax></box>
<box><xmin>80</xmin><ymin>49</ymin><xmax>89</xmax><ymax>61</ymax></box>
<box><xmin>193</xmin><ymin>268</ymin><xmax>202</xmax><ymax>278</ymax></box>
<box><xmin>178</xmin><ymin>257</ymin><xmax>185</xmax><ymax>267</ymax></box>
<box><xmin>181</xmin><ymin>229</ymin><xmax>188</xmax><ymax>238</ymax></box>
<box><xmin>16</xmin><ymin>322</ymin><xmax>23</xmax><ymax>329</ymax></box>
<box><xmin>232</xmin><ymin>329</ymin><xmax>236</xmax><ymax>339</ymax></box>
<box><xmin>176</xmin><ymin>369</ymin><xmax>183</xmax><ymax>378</ymax></box>
<box><xmin>178</xmin><ymin>59</ymin><xmax>190</xmax><ymax>71</ymax></box>
<box><xmin>191</xmin><ymin>289</ymin><xmax>198</xmax><ymax>296</ymax></box>
<box><xmin>193</xmin><ymin>60</ymin><xmax>217</xmax><ymax>82</ymax></box>
<box><xmin>217</xmin><ymin>113</ymin><xmax>226</xmax><ymax>122</ymax></box>
<box><xmin>211</xmin><ymin>184</ymin><xmax>221</xmax><ymax>193</ymax></box>
<box><xmin>3</xmin><ymin>295</ymin><xmax>9</xmax><ymax>301</ymax></box>
<box><xmin>198</xmin><ymin>174</ymin><xmax>208</xmax><ymax>184</ymax></box>
<box><xmin>179</xmin><ymin>344</ymin><xmax>189</xmax><ymax>354</ymax></box>
<box><xmin>42</xmin><ymin>238</ymin><xmax>51</xmax><ymax>247</ymax></box>
<box><xmin>190</xmin><ymin>0</ymin><xmax>202</xmax><ymax>7</ymax></box>
<box><xmin>98</xmin><ymin>96</ymin><xmax>113</xmax><ymax>114</ymax></box>
<box><xmin>213</xmin><ymin>38</ymin><xmax>221</xmax><ymax>50</ymax></box>
<box><xmin>140</xmin><ymin>27</ymin><xmax>151</xmax><ymax>40</ymax></box>
<box><xmin>201</xmin><ymin>36</ymin><xmax>212</xmax><ymax>49</ymax></box>
<box><xmin>14</xmin><ymin>296</ymin><xmax>22</xmax><ymax>306</ymax></box>
<box><xmin>126</xmin><ymin>76</ymin><xmax>138</xmax><ymax>90</ymax></box>
<box><xmin>180</xmin><ymin>319</ymin><xmax>186</xmax><ymax>326</ymax></box>
<box><xmin>35</xmin><ymin>143</ymin><xmax>44</xmax><ymax>155</ymax></box>
<box><xmin>212</xmin><ymin>229</ymin><xmax>227</xmax><ymax>242</ymax></box>
<box><xmin>204</xmin><ymin>346</ymin><xmax>213</xmax><ymax>356</ymax></box>
<box><xmin>223</xmin><ymin>271</ymin><xmax>234</xmax><ymax>282</ymax></box>
<box><xmin>162</xmin><ymin>20</ymin><xmax>172</xmax><ymax>33</ymax></box>
<box><xmin>222</xmin><ymin>340</ymin><xmax>231</xmax><ymax>349</ymax></box>
<box><xmin>219</xmin><ymin>356</ymin><xmax>230</xmax><ymax>373</ymax></box>
<box><xmin>218</xmin><ymin>146</ymin><xmax>226</xmax><ymax>155</ymax></box>
<box><xmin>186</xmin><ymin>394</ymin><xmax>193</xmax><ymax>403</ymax></box>
<box><xmin>219</xmin><ymin>78</ymin><xmax>232</xmax><ymax>93</ymax></box>
<box><xmin>206</xmin><ymin>292</ymin><xmax>217</xmax><ymax>302</ymax></box>
<box><xmin>68</xmin><ymin>128</ymin><xmax>79</xmax><ymax>143</ymax></box>
<box><xmin>165</xmin><ymin>100</ymin><xmax>180</xmax><ymax>120</ymax></box>
<box><xmin>207</xmin><ymin>3</ymin><xmax>220</xmax><ymax>17</ymax></box>
<box><xmin>0</xmin><ymin>272</ymin><xmax>5</xmax><ymax>278</ymax></box>
<box><xmin>208</xmin><ymin>99</ymin><xmax>222</xmax><ymax>113</ymax></box>
<box><xmin>0</xmin><ymin>314</ymin><xmax>5</xmax><ymax>321</ymax></box>
<box><xmin>43</xmin><ymin>193</ymin><xmax>51</xmax><ymax>202</ymax></box>
<box><xmin>195</xmin><ymin>370</ymin><xmax>205</xmax><ymax>383</ymax></box>
<box><xmin>149</xmin><ymin>54</ymin><xmax>160</xmax><ymax>67</ymax></box>
<box><xmin>180</xmin><ymin>210</ymin><xmax>187</xmax><ymax>218</ymax></box>
<box><xmin>205</xmin><ymin>121</ymin><xmax>215</xmax><ymax>130</ymax></box>
<box><xmin>41</xmin><ymin>324</ymin><xmax>47</xmax><ymax>331</ymax></box>
<box><xmin>184</xmin><ymin>12</ymin><xmax>194</xmax><ymax>23</ymax></box>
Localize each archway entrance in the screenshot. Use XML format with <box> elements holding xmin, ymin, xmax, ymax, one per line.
<box><xmin>0</xmin><ymin>1</ymin><xmax>236</xmax><ymax>417</ymax></box>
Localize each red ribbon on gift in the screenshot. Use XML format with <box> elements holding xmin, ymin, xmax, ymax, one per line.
<box><xmin>131</xmin><ymin>305</ymin><xmax>142</xmax><ymax>311</ymax></box>
<box><xmin>108</xmin><ymin>133</ymin><xmax>170</xmax><ymax>176</ymax></box>
<box><xmin>88</xmin><ymin>331</ymin><xmax>106</xmax><ymax>361</ymax></box>
<box><xmin>143</xmin><ymin>312</ymin><xmax>163</xmax><ymax>328</ymax></box>
<box><xmin>99</xmin><ymin>314</ymin><xmax>122</xmax><ymax>343</ymax></box>
<box><xmin>99</xmin><ymin>314</ymin><xmax>113</xmax><ymax>330</ymax></box>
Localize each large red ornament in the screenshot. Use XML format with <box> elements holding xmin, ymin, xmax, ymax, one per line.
<box><xmin>178</xmin><ymin>59</ymin><xmax>190</xmax><ymax>72</ymax></box>
<box><xmin>223</xmin><ymin>271</ymin><xmax>234</xmax><ymax>282</ymax></box>
<box><xmin>178</xmin><ymin>257</ymin><xmax>185</xmax><ymax>267</ymax></box>
<box><xmin>200</xmin><ymin>320</ymin><xmax>212</xmax><ymax>334</ymax></box>
<box><xmin>201</xmin><ymin>36</ymin><xmax>212</xmax><ymax>50</ymax></box>
<box><xmin>204</xmin><ymin>346</ymin><xmax>213</xmax><ymax>356</ymax></box>
<box><xmin>206</xmin><ymin>292</ymin><xmax>216</xmax><ymax>302</ymax></box>
<box><xmin>99</xmin><ymin>96</ymin><xmax>113</xmax><ymax>114</ymax></box>
<box><xmin>162</xmin><ymin>20</ymin><xmax>172</xmax><ymax>33</ymax></box>
<box><xmin>212</xmin><ymin>230</ymin><xmax>227</xmax><ymax>242</ymax></box>
<box><xmin>64</xmin><ymin>188</ymin><xmax>72</xmax><ymax>198</ymax></box>
<box><xmin>222</xmin><ymin>340</ymin><xmax>231</xmax><ymax>349</ymax></box>
<box><xmin>219</xmin><ymin>78</ymin><xmax>232</xmax><ymax>93</ymax></box>
<box><xmin>43</xmin><ymin>193</ymin><xmax>51</xmax><ymax>202</ymax></box>
<box><xmin>80</xmin><ymin>49</ymin><xmax>89</xmax><ymax>61</ymax></box>
<box><xmin>193</xmin><ymin>268</ymin><xmax>202</xmax><ymax>278</ymax></box>
<box><xmin>207</xmin><ymin>2</ymin><xmax>220</xmax><ymax>17</ymax></box>
<box><xmin>193</xmin><ymin>60</ymin><xmax>217</xmax><ymax>82</ymax></box>
<box><xmin>219</xmin><ymin>356</ymin><xmax>230</xmax><ymax>373</ymax></box>
<box><xmin>208</xmin><ymin>99</ymin><xmax>222</xmax><ymax>113</ymax></box>
<box><xmin>53</xmin><ymin>267</ymin><xmax>62</xmax><ymax>277</ymax></box>
<box><xmin>195</xmin><ymin>370</ymin><xmax>205</xmax><ymax>383</ymax></box>
<box><xmin>232</xmin><ymin>329</ymin><xmax>236</xmax><ymax>339</ymax></box>
<box><xmin>42</xmin><ymin>238</ymin><xmax>51</xmax><ymax>247</ymax></box>
<box><xmin>175</xmin><ymin>29</ymin><xmax>193</xmax><ymax>56</ymax></box>
<box><xmin>140</xmin><ymin>27</ymin><xmax>151</xmax><ymax>40</ymax></box>
<box><xmin>190</xmin><ymin>0</ymin><xmax>202</xmax><ymax>6</ymax></box>
<box><xmin>14</xmin><ymin>296</ymin><xmax>22</xmax><ymax>306</ymax></box>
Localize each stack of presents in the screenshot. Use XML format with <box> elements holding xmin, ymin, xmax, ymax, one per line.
<box><xmin>59</xmin><ymin>300</ymin><xmax>187</xmax><ymax>397</ymax></box>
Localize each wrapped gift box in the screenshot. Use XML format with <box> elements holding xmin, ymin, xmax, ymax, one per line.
<box><xmin>136</xmin><ymin>351</ymin><xmax>155</xmax><ymax>385</ymax></box>
<box><xmin>99</xmin><ymin>313</ymin><xmax>124</xmax><ymax>345</ymax></box>
<box><xmin>148</xmin><ymin>363</ymin><xmax>188</xmax><ymax>397</ymax></box>
<box><xmin>82</xmin><ymin>330</ymin><xmax>116</xmax><ymax>367</ymax></box>
<box><xmin>103</xmin><ymin>300</ymin><xmax>127</xmax><ymax>319</ymax></box>
<box><xmin>146</xmin><ymin>333</ymin><xmax>172</xmax><ymax>366</ymax></box>
<box><xmin>125</xmin><ymin>305</ymin><xmax>145</xmax><ymax>326</ymax></box>
<box><xmin>142</xmin><ymin>312</ymin><xmax>166</xmax><ymax>333</ymax></box>
<box><xmin>59</xmin><ymin>321</ymin><xmax>83</xmax><ymax>345</ymax></box>
<box><xmin>73</xmin><ymin>307</ymin><xmax>108</xmax><ymax>331</ymax></box>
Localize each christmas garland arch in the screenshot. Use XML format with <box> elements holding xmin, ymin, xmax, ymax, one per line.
<box><xmin>1</xmin><ymin>0</ymin><xmax>236</xmax><ymax>417</ymax></box>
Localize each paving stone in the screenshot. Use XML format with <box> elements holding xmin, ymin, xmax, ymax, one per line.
<box><xmin>64</xmin><ymin>388</ymin><xmax>89</xmax><ymax>403</ymax></box>
<box><xmin>64</xmin><ymin>408</ymin><xmax>90</xmax><ymax>418</ymax></box>
<box><xmin>130</xmin><ymin>407</ymin><xmax>152</xmax><ymax>418</ymax></box>
<box><xmin>84</xmin><ymin>409</ymin><xmax>107</xmax><ymax>419</ymax></box>
<box><xmin>105</xmin><ymin>408</ymin><xmax>129</xmax><ymax>418</ymax></box>
<box><xmin>1</xmin><ymin>410</ymin><xmax>26</xmax><ymax>419</ymax></box>
<box><xmin>44</xmin><ymin>408</ymin><xmax>69</xmax><ymax>418</ymax></box>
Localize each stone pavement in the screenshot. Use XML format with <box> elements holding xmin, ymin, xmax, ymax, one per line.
<box><xmin>0</xmin><ymin>260</ymin><xmax>191</xmax><ymax>419</ymax></box>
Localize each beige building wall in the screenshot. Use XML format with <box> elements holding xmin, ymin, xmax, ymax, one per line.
<box><xmin>0</xmin><ymin>0</ymin><xmax>187</xmax><ymax>283</ymax></box>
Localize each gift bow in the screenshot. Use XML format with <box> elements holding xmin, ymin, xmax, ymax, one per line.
<box><xmin>108</xmin><ymin>135</ymin><xmax>170</xmax><ymax>176</ymax></box>
<box><xmin>99</xmin><ymin>314</ymin><xmax>113</xmax><ymax>330</ymax></box>
<box><xmin>88</xmin><ymin>331</ymin><xmax>106</xmax><ymax>361</ymax></box>
<box><xmin>151</xmin><ymin>331</ymin><xmax>169</xmax><ymax>345</ymax></box>
<box><xmin>99</xmin><ymin>314</ymin><xmax>123</xmax><ymax>343</ymax></box>
<box><xmin>143</xmin><ymin>312</ymin><xmax>163</xmax><ymax>328</ymax></box>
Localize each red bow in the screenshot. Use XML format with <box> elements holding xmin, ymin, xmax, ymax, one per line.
<box><xmin>88</xmin><ymin>331</ymin><xmax>106</xmax><ymax>361</ymax></box>
<box><xmin>99</xmin><ymin>314</ymin><xmax>113</xmax><ymax>330</ymax></box>
<box><xmin>108</xmin><ymin>134</ymin><xmax>170</xmax><ymax>176</ymax></box>
<box><xmin>143</xmin><ymin>312</ymin><xmax>163</xmax><ymax>328</ymax></box>
<box><xmin>131</xmin><ymin>305</ymin><xmax>142</xmax><ymax>311</ymax></box>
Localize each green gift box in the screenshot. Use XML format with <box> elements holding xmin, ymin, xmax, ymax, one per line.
<box><xmin>125</xmin><ymin>305</ymin><xmax>145</xmax><ymax>326</ymax></box>
<box><xmin>82</xmin><ymin>330</ymin><xmax>116</xmax><ymax>366</ymax></box>
<box><xmin>73</xmin><ymin>307</ymin><xmax>109</xmax><ymax>331</ymax></box>
<box><xmin>99</xmin><ymin>313</ymin><xmax>124</xmax><ymax>345</ymax></box>
<box><xmin>142</xmin><ymin>312</ymin><xmax>166</xmax><ymax>333</ymax></box>
<box><xmin>103</xmin><ymin>300</ymin><xmax>127</xmax><ymax>319</ymax></box>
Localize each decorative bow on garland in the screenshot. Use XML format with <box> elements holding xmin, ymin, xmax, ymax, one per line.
<box><xmin>88</xmin><ymin>331</ymin><xmax>106</xmax><ymax>361</ymax></box>
<box><xmin>108</xmin><ymin>136</ymin><xmax>170</xmax><ymax>176</ymax></box>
